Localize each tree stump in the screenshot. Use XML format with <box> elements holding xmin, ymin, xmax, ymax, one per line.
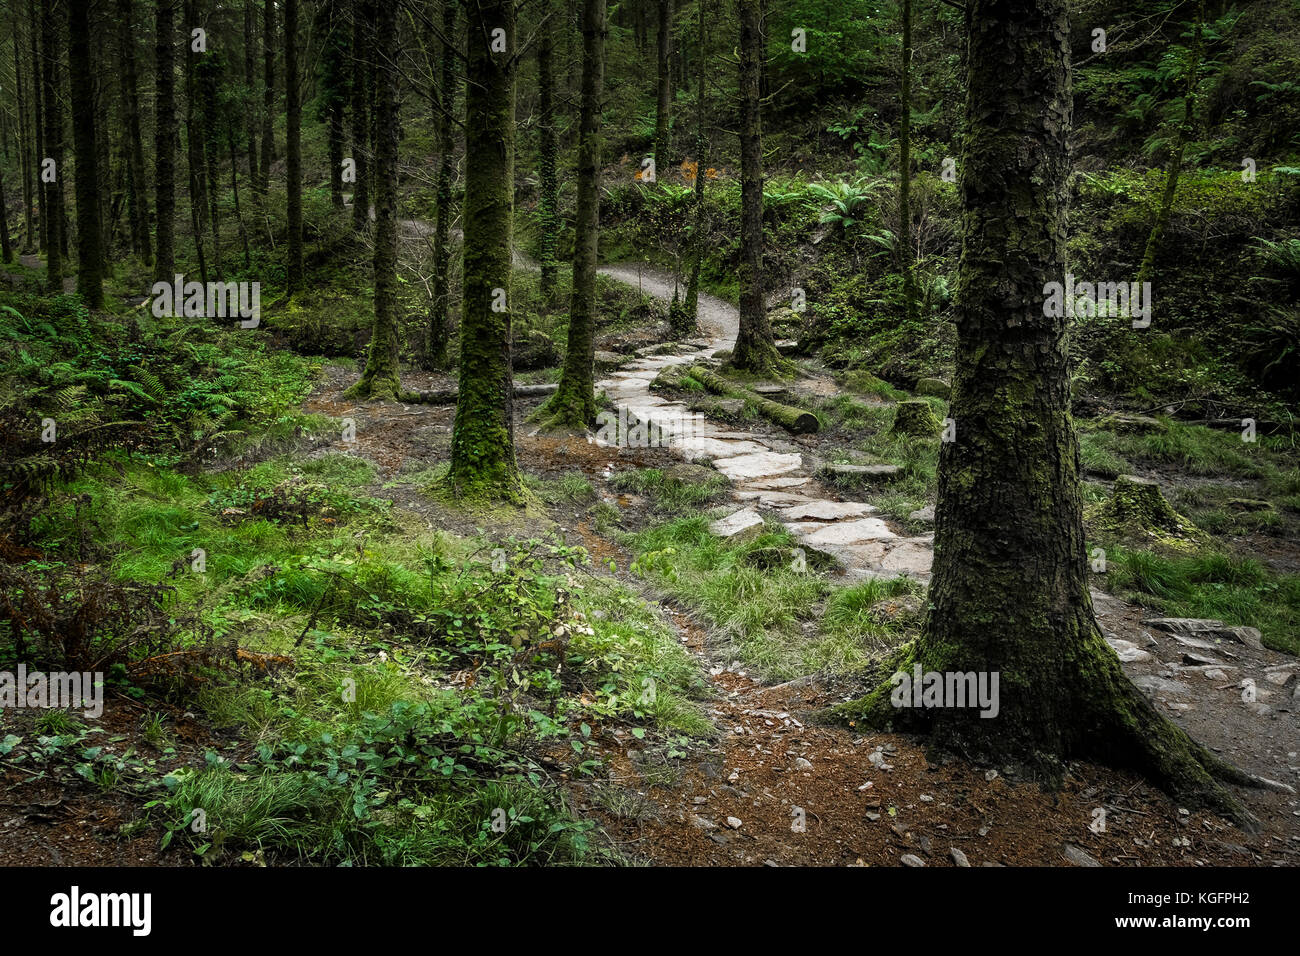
<box><xmin>1099</xmin><ymin>475</ymin><xmax>1195</xmax><ymax>537</ymax></box>
<box><xmin>889</xmin><ymin>399</ymin><xmax>941</xmax><ymax>437</ymax></box>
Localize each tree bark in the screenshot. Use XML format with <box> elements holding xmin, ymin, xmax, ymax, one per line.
<box><xmin>118</xmin><ymin>0</ymin><xmax>151</xmax><ymax>265</ymax></box>
<box><xmin>154</xmin><ymin>0</ymin><xmax>177</xmax><ymax>281</ymax></box>
<box><xmin>350</xmin><ymin>0</ymin><xmax>372</xmax><ymax>231</ymax></box>
<box><xmin>39</xmin><ymin>0</ymin><xmax>62</xmax><ymax>291</ymax></box>
<box><xmin>899</xmin><ymin>0</ymin><xmax>916</xmax><ymax>324</ymax></box>
<box><xmin>731</xmin><ymin>0</ymin><xmax>781</xmax><ymax>374</ymax></box>
<box><xmin>285</xmin><ymin>0</ymin><xmax>304</xmax><ymax>290</ymax></box>
<box><xmin>428</xmin><ymin>0</ymin><xmax>457</xmax><ymax>368</ymax></box>
<box><xmin>28</xmin><ymin>0</ymin><xmax>44</xmax><ymax>254</ymax></box>
<box><xmin>345</xmin><ymin>0</ymin><xmax>401</xmax><ymax>400</ymax></box>
<box><xmin>68</xmin><ymin>0</ymin><xmax>104</xmax><ymax>306</ymax></box>
<box><xmin>260</xmin><ymin>0</ymin><xmax>275</xmax><ymax>192</ymax></box>
<box><xmin>538</xmin><ymin>0</ymin><xmax>605</xmax><ymax>430</ymax></box>
<box><xmin>837</xmin><ymin>0</ymin><xmax>1252</xmax><ymax>825</ymax></box>
<box><xmin>12</xmin><ymin>26</ymin><xmax>33</xmax><ymax>253</ymax></box>
<box><xmin>653</xmin><ymin>0</ymin><xmax>671</xmax><ymax>174</ymax></box>
<box><xmin>682</xmin><ymin>0</ymin><xmax>705</xmax><ymax>330</ymax></box>
<box><xmin>244</xmin><ymin>0</ymin><xmax>260</xmax><ymax>203</ymax></box>
<box><xmin>183</xmin><ymin>0</ymin><xmax>208</xmax><ymax>284</ymax></box>
<box><xmin>537</xmin><ymin>0</ymin><xmax>559</xmax><ymax>308</ymax></box>
<box><xmin>448</xmin><ymin>0</ymin><xmax>523</xmax><ymax>501</ymax></box>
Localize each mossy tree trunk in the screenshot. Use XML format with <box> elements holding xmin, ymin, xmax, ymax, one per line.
<box><xmin>1136</xmin><ymin>0</ymin><xmax>1205</xmax><ymax>288</ymax></box>
<box><xmin>153</xmin><ymin>0</ymin><xmax>176</xmax><ymax>281</ymax></box>
<box><xmin>538</xmin><ymin>0</ymin><xmax>605</xmax><ymax>431</ymax></box>
<box><xmin>447</xmin><ymin>0</ymin><xmax>524</xmax><ymax>502</ymax></box>
<box><xmin>838</xmin><ymin>0</ymin><xmax>1252</xmax><ymax>825</ymax></box>
<box><xmin>260</xmin><ymin>0</ymin><xmax>275</xmax><ymax>195</ymax></box>
<box><xmin>14</xmin><ymin>26</ymin><xmax>35</xmax><ymax>253</ymax></box>
<box><xmin>183</xmin><ymin>0</ymin><xmax>208</xmax><ymax>284</ymax></box>
<box><xmin>68</xmin><ymin>0</ymin><xmax>103</xmax><ymax>307</ymax></box>
<box><xmin>28</xmin><ymin>0</ymin><xmax>45</xmax><ymax>256</ymax></box>
<box><xmin>732</xmin><ymin>0</ymin><xmax>782</xmax><ymax>374</ymax></box>
<box><xmin>536</xmin><ymin>0</ymin><xmax>560</xmax><ymax>310</ymax></box>
<box><xmin>243</xmin><ymin>0</ymin><xmax>260</xmax><ymax>204</ymax></box>
<box><xmin>345</xmin><ymin>0</ymin><xmax>401</xmax><ymax>400</ymax></box>
<box><xmin>285</xmin><ymin>0</ymin><xmax>304</xmax><ymax>291</ymax></box>
<box><xmin>118</xmin><ymin>0</ymin><xmax>151</xmax><ymax>266</ymax></box>
<box><xmin>349</xmin><ymin>0</ymin><xmax>372</xmax><ymax>232</ymax></box>
<box><xmin>682</xmin><ymin>0</ymin><xmax>706</xmax><ymax>329</ymax></box>
<box><xmin>428</xmin><ymin>0</ymin><xmax>457</xmax><ymax>368</ymax></box>
<box><xmin>321</xmin><ymin>0</ymin><xmax>348</xmax><ymax>210</ymax></box>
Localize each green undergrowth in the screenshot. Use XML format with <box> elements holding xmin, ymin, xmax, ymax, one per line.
<box><xmin>621</xmin><ymin>515</ymin><xmax>921</xmax><ymax>679</ymax></box>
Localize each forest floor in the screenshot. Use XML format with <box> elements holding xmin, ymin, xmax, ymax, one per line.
<box><xmin>2</xmin><ymin>254</ymin><xmax>1297</xmax><ymax>867</ymax></box>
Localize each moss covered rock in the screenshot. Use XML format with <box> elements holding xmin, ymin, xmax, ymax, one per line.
<box><xmin>1098</xmin><ymin>475</ymin><xmax>1197</xmax><ymax>538</ymax></box>
<box><xmin>889</xmin><ymin>399</ymin><xmax>942</xmax><ymax>437</ymax></box>
<box><xmin>915</xmin><ymin>377</ymin><xmax>952</xmax><ymax>399</ymax></box>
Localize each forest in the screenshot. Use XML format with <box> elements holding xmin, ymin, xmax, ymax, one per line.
<box><xmin>0</xmin><ymin>0</ymin><xmax>1298</xmax><ymax>884</ymax></box>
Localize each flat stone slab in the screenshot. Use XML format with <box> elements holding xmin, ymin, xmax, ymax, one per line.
<box><xmin>818</xmin><ymin>463</ymin><xmax>903</xmax><ymax>481</ymax></box>
<box><xmin>785</xmin><ymin>517</ymin><xmax>897</xmax><ymax>546</ymax></box>
<box><xmin>908</xmin><ymin>504</ymin><xmax>935</xmax><ymax>523</ymax></box>
<box><xmin>709</xmin><ymin>509</ymin><xmax>764</xmax><ymax>538</ymax></box>
<box><xmin>877</xmin><ymin>538</ymin><xmax>934</xmax><ymax>576</ymax></box>
<box><xmin>1106</xmin><ymin>637</ymin><xmax>1153</xmax><ymax>663</ymax></box>
<box><xmin>1142</xmin><ymin>618</ymin><xmax>1264</xmax><ymax>651</ymax></box>
<box><xmin>675</xmin><ymin>436</ymin><xmax>770</xmax><ymax>461</ymax></box>
<box><xmin>1133</xmin><ymin>675</ymin><xmax>1191</xmax><ymax>696</ymax></box>
<box><xmin>733</xmin><ymin>490</ymin><xmax>820</xmax><ymax>508</ymax></box>
<box><xmin>778</xmin><ymin>500</ymin><xmax>877</xmax><ymax>521</ymax></box>
<box><xmin>712</xmin><ymin>452</ymin><xmax>803</xmax><ymax>480</ymax></box>
<box><xmin>743</xmin><ymin>476</ymin><xmax>811</xmax><ymax>490</ymax></box>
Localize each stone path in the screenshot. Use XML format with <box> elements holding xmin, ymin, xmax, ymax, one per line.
<box><xmin>592</xmin><ymin>262</ymin><xmax>934</xmax><ymax>581</ymax></box>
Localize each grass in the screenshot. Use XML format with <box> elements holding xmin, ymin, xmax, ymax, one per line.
<box><xmin>610</xmin><ymin>466</ymin><xmax>728</xmax><ymax>512</ymax></box>
<box><xmin>622</xmin><ymin>515</ymin><xmax>917</xmax><ymax>679</ymax></box>
<box><xmin>1100</xmin><ymin>546</ymin><xmax>1300</xmax><ymax>655</ymax></box>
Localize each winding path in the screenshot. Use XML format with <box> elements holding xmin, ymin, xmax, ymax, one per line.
<box><xmin>591</xmin><ymin>262</ymin><xmax>934</xmax><ymax>581</ymax></box>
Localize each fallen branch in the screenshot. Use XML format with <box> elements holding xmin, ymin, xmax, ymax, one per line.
<box><xmin>683</xmin><ymin>366</ymin><xmax>819</xmax><ymax>434</ymax></box>
<box><xmin>402</xmin><ymin>383</ymin><xmax>559</xmax><ymax>405</ymax></box>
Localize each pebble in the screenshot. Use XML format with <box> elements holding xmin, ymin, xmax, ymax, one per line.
<box><xmin>726</xmin><ymin>816</ymin><xmax>743</xmax><ymax>829</ymax></box>
<box><xmin>900</xmin><ymin>854</ymin><xmax>926</xmax><ymax>867</ymax></box>
<box><xmin>949</xmin><ymin>847</ymin><xmax>970</xmax><ymax>867</ymax></box>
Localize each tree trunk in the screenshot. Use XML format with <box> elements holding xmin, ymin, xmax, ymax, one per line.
<box><xmin>447</xmin><ymin>0</ymin><xmax>523</xmax><ymax>501</ymax></box>
<box><xmin>682</xmin><ymin>0</ymin><xmax>705</xmax><ymax>329</ymax></box>
<box><xmin>184</xmin><ymin>0</ymin><xmax>208</xmax><ymax>284</ymax></box>
<box><xmin>39</xmin><ymin>0</ymin><xmax>62</xmax><ymax>291</ymax></box>
<box><xmin>118</xmin><ymin>0</ymin><xmax>151</xmax><ymax>266</ymax></box>
<box><xmin>260</xmin><ymin>0</ymin><xmax>275</xmax><ymax>193</ymax></box>
<box><xmin>28</xmin><ymin>0</ymin><xmax>44</xmax><ymax>255</ymax></box>
<box><xmin>537</xmin><ymin>0</ymin><xmax>559</xmax><ymax>309</ymax></box>
<box><xmin>13</xmin><ymin>26</ymin><xmax>34</xmax><ymax>253</ymax></box>
<box><xmin>350</xmin><ymin>0</ymin><xmax>371</xmax><ymax>231</ymax></box>
<box><xmin>285</xmin><ymin>0</ymin><xmax>304</xmax><ymax>290</ymax></box>
<box><xmin>67</xmin><ymin>0</ymin><xmax>104</xmax><ymax>306</ymax></box>
<box><xmin>345</xmin><ymin>0</ymin><xmax>402</xmax><ymax>400</ymax></box>
<box><xmin>653</xmin><ymin>0</ymin><xmax>671</xmax><ymax>174</ymax></box>
<box><xmin>428</xmin><ymin>0</ymin><xmax>457</xmax><ymax>369</ymax></box>
<box><xmin>154</xmin><ymin>0</ymin><xmax>177</xmax><ymax>281</ymax></box>
<box><xmin>1136</xmin><ymin>0</ymin><xmax>1206</xmax><ymax>287</ymax></box>
<box><xmin>899</xmin><ymin>0</ymin><xmax>916</xmax><ymax>324</ymax></box>
<box><xmin>837</xmin><ymin>0</ymin><xmax>1252</xmax><ymax>825</ymax></box>
<box><xmin>244</xmin><ymin>0</ymin><xmax>260</xmax><ymax>198</ymax></box>
<box><xmin>731</xmin><ymin>0</ymin><xmax>781</xmax><ymax>374</ymax></box>
<box><xmin>538</xmin><ymin>0</ymin><xmax>605</xmax><ymax>430</ymax></box>
<box><xmin>322</xmin><ymin>0</ymin><xmax>346</xmax><ymax>209</ymax></box>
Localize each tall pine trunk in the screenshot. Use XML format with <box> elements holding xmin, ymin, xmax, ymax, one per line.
<box><xmin>154</xmin><ymin>0</ymin><xmax>176</xmax><ymax>281</ymax></box>
<box><xmin>899</xmin><ymin>0</ymin><xmax>916</xmax><ymax>324</ymax></box>
<box><xmin>653</xmin><ymin>0</ymin><xmax>671</xmax><ymax>174</ymax></box>
<box><xmin>448</xmin><ymin>0</ymin><xmax>523</xmax><ymax>501</ymax></box>
<box><xmin>28</xmin><ymin>0</ymin><xmax>44</xmax><ymax>254</ymax></box>
<box><xmin>427</xmin><ymin>0</ymin><xmax>457</xmax><ymax>369</ymax></box>
<box><xmin>244</xmin><ymin>0</ymin><xmax>260</xmax><ymax>197</ymax></box>
<box><xmin>536</xmin><ymin>0</ymin><xmax>559</xmax><ymax>309</ymax></box>
<box><xmin>67</xmin><ymin>0</ymin><xmax>104</xmax><ymax>306</ymax></box>
<box><xmin>731</xmin><ymin>0</ymin><xmax>781</xmax><ymax>373</ymax></box>
<box><xmin>259</xmin><ymin>0</ymin><xmax>275</xmax><ymax>194</ymax></box>
<box><xmin>184</xmin><ymin>0</ymin><xmax>208</xmax><ymax>284</ymax></box>
<box><xmin>118</xmin><ymin>0</ymin><xmax>151</xmax><ymax>265</ymax></box>
<box><xmin>349</xmin><ymin>0</ymin><xmax>371</xmax><ymax>231</ymax></box>
<box><xmin>839</xmin><ymin>0</ymin><xmax>1252</xmax><ymax>825</ymax></box>
<box><xmin>539</xmin><ymin>0</ymin><xmax>605</xmax><ymax>429</ymax></box>
<box><xmin>285</xmin><ymin>0</ymin><xmax>304</xmax><ymax>289</ymax></box>
<box><xmin>345</xmin><ymin>0</ymin><xmax>401</xmax><ymax>399</ymax></box>
<box><xmin>13</xmin><ymin>26</ymin><xmax>33</xmax><ymax>253</ymax></box>
<box><xmin>682</xmin><ymin>0</ymin><xmax>705</xmax><ymax>330</ymax></box>
<box><xmin>39</xmin><ymin>0</ymin><xmax>62</xmax><ymax>291</ymax></box>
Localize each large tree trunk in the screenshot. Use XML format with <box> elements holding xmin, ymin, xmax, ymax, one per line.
<box><xmin>838</xmin><ymin>0</ymin><xmax>1252</xmax><ymax>825</ymax></box>
<box><xmin>118</xmin><ymin>0</ymin><xmax>151</xmax><ymax>266</ymax></box>
<box><xmin>14</xmin><ymin>26</ymin><xmax>34</xmax><ymax>253</ymax></box>
<box><xmin>285</xmin><ymin>0</ymin><xmax>304</xmax><ymax>290</ymax></box>
<box><xmin>427</xmin><ymin>0</ymin><xmax>458</xmax><ymax>368</ymax></box>
<box><xmin>682</xmin><ymin>0</ymin><xmax>705</xmax><ymax>330</ymax></box>
<box><xmin>538</xmin><ymin>0</ymin><xmax>605</xmax><ymax>430</ymax></box>
<box><xmin>653</xmin><ymin>0</ymin><xmax>671</xmax><ymax>175</ymax></box>
<box><xmin>349</xmin><ymin>0</ymin><xmax>372</xmax><ymax>231</ymax></box>
<box><xmin>39</xmin><ymin>0</ymin><xmax>62</xmax><ymax>291</ymax></box>
<box><xmin>322</xmin><ymin>0</ymin><xmax>346</xmax><ymax>209</ymax></box>
<box><xmin>731</xmin><ymin>0</ymin><xmax>781</xmax><ymax>373</ymax></box>
<box><xmin>67</xmin><ymin>0</ymin><xmax>104</xmax><ymax>306</ymax></box>
<box><xmin>183</xmin><ymin>0</ymin><xmax>208</xmax><ymax>284</ymax></box>
<box><xmin>28</xmin><ymin>0</ymin><xmax>44</xmax><ymax>255</ymax></box>
<box><xmin>447</xmin><ymin>0</ymin><xmax>523</xmax><ymax>501</ymax></box>
<box><xmin>345</xmin><ymin>0</ymin><xmax>401</xmax><ymax>400</ymax></box>
<box><xmin>244</xmin><ymin>0</ymin><xmax>260</xmax><ymax>199</ymax></box>
<box><xmin>154</xmin><ymin>0</ymin><xmax>177</xmax><ymax>281</ymax></box>
<box><xmin>536</xmin><ymin>0</ymin><xmax>559</xmax><ymax>309</ymax></box>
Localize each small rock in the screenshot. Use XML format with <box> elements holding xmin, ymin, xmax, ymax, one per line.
<box><xmin>690</xmin><ymin>815</ymin><xmax>717</xmax><ymax>830</ymax></box>
<box><xmin>908</xmin><ymin>504</ymin><xmax>935</xmax><ymax>524</ymax></box>
<box><xmin>794</xmin><ymin>757</ymin><xmax>813</xmax><ymax>771</ymax></box>
<box><xmin>900</xmin><ymin>854</ymin><xmax>926</xmax><ymax>867</ymax></box>
<box><xmin>949</xmin><ymin>847</ymin><xmax>970</xmax><ymax>867</ymax></box>
<box><xmin>1062</xmin><ymin>844</ymin><xmax>1101</xmax><ymax>867</ymax></box>
<box><xmin>709</xmin><ymin>508</ymin><xmax>765</xmax><ymax>539</ymax></box>
<box><xmin>919</xmin><ymin>794</ymin><xmax>933</xmax><ymax>803</ymax></box>
<box><xmin>726</xmin><ymin>816</ymin><xmax>743</xmax><ymax>829</ymax></box>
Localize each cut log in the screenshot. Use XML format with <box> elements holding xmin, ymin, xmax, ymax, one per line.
<box><xmin>683</xmin><ymin>366</ymin><xmax>819</xmax><ymax>434</ymax></box>
<box><xmin>403</xmin><ymin>383</ymin><xmax>559</xmax><ymax>405</ymax></box>
<box><xmin>889</xmin><ymin>399</ymin><xmax>942</xmax><ymax>436</ymax></box>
